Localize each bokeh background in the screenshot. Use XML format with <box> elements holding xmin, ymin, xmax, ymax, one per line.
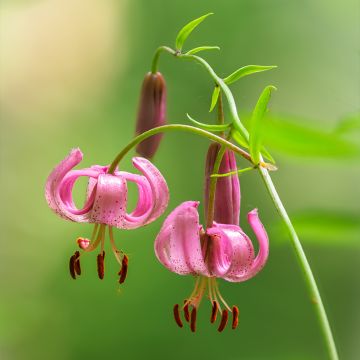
<box><xmin>1</xmin><ymin>0</ymin><xmax>359</xmax><ymax>359</ymax></box>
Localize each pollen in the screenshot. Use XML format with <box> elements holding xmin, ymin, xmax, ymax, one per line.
<box><xmin>217</xmin><ymin>309</ymin><xmax>229</xmax><ymax>332</ymax></box>
<box><xmin>173</xmin><ymin>304</ymin><xmax>183</xmax><ymax>328</ymax></box>
<box><xmin>97</xmin><ymin>251</ymin><xmax>105</xmax><ymax>280</ymax></box>
<box><xmin>232</xmin><ymin>306</ymin><xmax>239</xmax><ymax>330</ymax></box>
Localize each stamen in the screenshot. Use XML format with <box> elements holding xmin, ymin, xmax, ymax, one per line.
<box><xmin>118</xmin><ymin>255</ymin><xmax>128</xmax><ymax>284</ymax></box>
<box><xmin>173</xmin><ymin>304</ymin><xmax>183</xmax><ymax>328</ymax></box>
<box><xmin>74</xmin><ymin>251</ymin><xmax>81</xmax><ymax>276</ymax></box>
<box><xmin>69</xmin><ymin>255</ymin><xmax>76</xmax><ymax>279</ymax></box>
<box><xmin>210</xmin><ymin>300</ymin><xmax>219</xmax><ymax>323</ymax></box>
<box><xmin>190</xmin><ymin>307</ymin><xmax>197</xmax><ymax>333</ymax></box>
<box><xmin>232</xmin><ymin>306</ymin><xmax>239</xmax><ymax>330</ymax></box>
<box><xmin>183</xmin><ymin>300</ymin><xmax>190</xmax><ymax>322</ymax></box>
<box><xmin>97</xmin><ymin>251</ymin><xmax>105</xmax><ymax>279</ymax></box>
<box><xmin>217</xmin><ymin>309</ymin><xmax>229</xmax><ymax>332</ymax></box>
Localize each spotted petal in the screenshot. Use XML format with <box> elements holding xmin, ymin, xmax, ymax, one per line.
<box><xmin>45</xmin><ymin>148</ymin><xmax>102</xmax><ymax>222</ymax></box>
<box><xmin>223</xmin><ymin>209</ymin><xmax>269</xmax><ymax>282</ymax></box>
<box><xmin>154</xmin><ymin>201</ymin><xmax>209</xmax><ymax>276</ymax></box>
<box><xmin>120</xmin><ymin>157</ymin><xmax>169</xmax><ymax>229</ymax></box>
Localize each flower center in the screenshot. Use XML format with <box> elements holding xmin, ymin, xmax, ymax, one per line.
<box><xmin>172</xmin><ymin>276</ymin><xmax>239</xmax><ymax>332</ymax></box>
<box><xmin>68</xmin><ymin>224</ymin><xmax>128</xmax><ymax>285</ymax></box>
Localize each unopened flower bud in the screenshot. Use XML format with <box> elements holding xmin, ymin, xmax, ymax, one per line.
<box><xmin>135</xmin><ymin>72</ymin><xmax>167</xmax><ymax>158</ymax></box>
<box><xmin>204</xmin><ymin>143</ymin><xmax>240</xmax><ymax>225</ymax></box>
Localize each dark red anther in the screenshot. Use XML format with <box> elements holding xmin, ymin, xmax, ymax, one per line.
<box><xmin>190</xmin><ymin>307</ymin><xmax>197</xmax><ymax>333</ymax></box>
<box><xmin>97</xmin><ymin>251</ymin><xmax>105</xmax><ymax>280</ymax></box>
<box><xmin>74</xmin><ymin>251</ymin><xmax>81</xmax><ymax>276</ymax></box>
<box><xmin>69</xmin><ymin>255</ymin><xmax>76</xmax><ymax>279</ymax></box>
<box><xmin>183</xmin><ymin>300</ymin><xmax>190</xmax><ymax>322</ymax></box>
<box><xmin>210</xmin><ymin>301</ymin><xmax>218</xmax><ymax>323</ymax></box>
<box><xmin>217</xmin><ymin>309</ymin><xmax>229</xmax><ymax>332</ymax></box>
<box><xmin>232</xmin><ymin>306</ymin><xmax>239</xmax><ymax>330</ymax></box>
<box><xmin>118</xmin><ymin>255</ymin><xmax>128</xmax><ymax>284</ymax></box>
<box><xmin>173</xmin><ymin>304</ymin><xmax>183</xmax><ymax>328</ymax></box>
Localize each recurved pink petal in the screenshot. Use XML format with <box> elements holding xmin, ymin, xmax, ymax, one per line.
<box><xmin>89</xmin><ymin>174</ymin><xmax>128</xmax><ymax>227</ymax></box>
<box><xmin>45</xmin><ymin>148</ymin><xmax>83</xmax><ymax>219</ymax></box>
<box><xmin>45</xmin><ymin>148</ymin><xmax>99</xmax><ymax>222</ymax></box>
<box><xmin>223</xmin><ymin>209</ymin><xmax>269</xmax><ymax>282</ymax></box>
<box><xmin>121</xmin><ymin>157</ymin><xmax>169</xmax><ymax>229</ymax></box>
<box><xmin>205</xmin><ymin>226</ymin><xmax>233</xmax><ymax>277</ymax></box>
<box><xmin>154</xmin><ymin>201</ymin><xmax>209</xmax><ymax>276</ymax></box>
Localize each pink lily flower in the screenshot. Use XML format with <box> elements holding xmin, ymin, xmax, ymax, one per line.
<box><xmin>154</xmin><ymin>201</ymin><xmax>269</xmax><ymax>332</ymax></box>
<box><xmin>45</xmin><ymin>148</ymin><xmax>169</xmax><ymax>283</ymax></box>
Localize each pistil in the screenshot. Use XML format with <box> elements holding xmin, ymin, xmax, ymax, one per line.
<box><xmin>68</xmin><ymin>224</ymin><xmax>129</xmax><ymax>284</ymax></box>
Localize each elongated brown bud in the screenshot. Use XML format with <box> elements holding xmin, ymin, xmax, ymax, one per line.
<box><xmin>69</xmin><ymin>255</ymin><xmax>76</xmax><ymax>279</ymax></box>
<box><xmin>74</xmin><ymin>251</ymin><xmax>81</xmax><ymax>276</ymax></box>
<box><xmin>210</xmin><ymin>301</ymin><xmax>218</xmax><ymax>323</ymax></box>
<box><xmin>204</xmin><ymin>143</ymin><xmax>240</xmax><ymax>225</ymax></box>
<box><xmin>217</xmin><ymin>309</ymin><xmax>229</xmax><ymax>332</ymax></box>
<box><xmin>173</xmin><ymin>304</ymin><xmax>183</xmax><ymax>328</ymax></box>
<box><xmin>97</xmin><ymin>251</ymin><xmax>105</xmax><ymax>280</ymax></box>
<box><xmin>135</xmin><ymin>72</ymin><xmax>167</xmax><ymax>159</ymax></box>
<box><xmin>232</xmin><ymin>306</ymin><xmax>239</xmax><ymax>329</ymax></box>
<box><xmin>190</xmin><ymin>307</ymin><xmax>197</xmax><ymax>333</ymax></box>
<box><xmin>118</xmin><ymin>255</ymin><xmax>128</xmax><ymax>284</ymax></box>
<box><xmin>183</xmin><ymin>300</ymin><xmax>190</xmax><ymax>322</ymax></box>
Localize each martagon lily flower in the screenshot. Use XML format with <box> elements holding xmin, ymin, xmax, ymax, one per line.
<box><xmin>155</xmin><ymin>201</ymin><xmax>268</xmax><ymax>332</ymax></box>
<box><xmin>45</xmin><ymin>148</ymin><xmax>169</xmax><ymax>283</ymax></box>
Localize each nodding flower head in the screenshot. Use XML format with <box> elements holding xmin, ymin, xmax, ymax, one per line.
<box><xmin>45</xmin><ymin>148</ymin><xmax>169</xmax><ymax>284</ymax></box>
<box><xmin>135</xmin><ymin>71</ymin><xmax>167</xmax><ymax>159</ymax></box>
<box><xmin>154</xmin><ymin>201</ymin><xmax>269</xmax><ymax>332</ymax></box>
<box><xmin>204</xmin><ymin>144</ymin><xmax>240</xmax><ymax>225</ymax></box>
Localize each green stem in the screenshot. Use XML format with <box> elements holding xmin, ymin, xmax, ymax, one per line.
<box><xmin>151</xmin><ymin>46</ymin><xmax>176</xmax><ymax>74</ymax></box>
<box><xmin>259</xmin><ymin>167</ymin><xmax>339</xmax><ymax>359</ymax></box>
<box><xmin>107</xmin><ymin>124</ymin><xmax>251</xmax><ymax>174</ymax></box>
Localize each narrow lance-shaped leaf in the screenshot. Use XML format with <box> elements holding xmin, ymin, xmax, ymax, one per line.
<box><xmin>231</xmin><ymin>129</ymin><xmax>275</xmax><ymax>163</ymax></box>
<box><xmin>186</xmin><ymin>46</ymin><xmax>220</xmax><ymax>55</ymax></box>
<box><xmin>272</xmin><ymin>210</ymin><xmax>360</xmax><ymax>246</ymax></box>
<box><xmin>334</xmin><ymin>113</ymin><xmax>360</xmax><ymax>134</ymax></box>
<box><xmin>261</xmin><ymin>115</ymin><xmax>360</xmax><ymax>159</ymax></box>
<box><xmin>209</xmin><ymin>86</ymin><xmax>220</xmax><ymax>112</ymax></box>
<box><xmin>175</xmin><ymin>13</ymin><xmax>214</xmax><ymax>51</ymax></box>
<box><xmin>186</xmin><ymin>113</ymin><xmax>231</xmax><ymax>132</ymax></box>
<box><xmin>224</xmin><ymin>65</ymin><xmax>277</xmax><ymax>85</ymax></box>
<box><xmin>249</xmin><ymin>86</ymin><xmax>277</xmax><ymax>164</ymax></box>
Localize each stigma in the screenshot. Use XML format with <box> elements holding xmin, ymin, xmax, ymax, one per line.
<box><xmin>68</xmin><ymin>224</ymin><xmax>129</xmax><ymax>285</ymax></box>
<box><xmin>172</xmin><ymin>276</ymin><xmax>239</xmax><ymax>332</ymax></box>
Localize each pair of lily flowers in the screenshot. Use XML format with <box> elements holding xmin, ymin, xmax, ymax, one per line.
<box><xmin>45</xmin><ymin>72</ymin><xmax>269</xmax><ymax>333</ymax></box>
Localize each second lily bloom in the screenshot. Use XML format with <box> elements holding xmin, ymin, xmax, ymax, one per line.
<box><xmin>154</xmin><ymin>145</ymin><xmax>269</xmax><ymax>332</ymax></box>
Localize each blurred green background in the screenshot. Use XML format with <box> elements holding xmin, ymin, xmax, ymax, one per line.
<box><xmin>0</xmin><ymin>0</ymin><xmax>359</xmax><ymax>359</ymax></box>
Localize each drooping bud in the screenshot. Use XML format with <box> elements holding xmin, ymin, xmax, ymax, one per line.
<box><xmin>204</xmin><ymin>143</ymin><xmax>240</xmax><ymax>225</ymax></box>
<box><xmin>135</xmin><ymin>72</ymin><xmax>166</xmax><ymax>159</ymax></box>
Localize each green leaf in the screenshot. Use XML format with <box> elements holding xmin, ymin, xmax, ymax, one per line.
<box><xmin>334</xmin><ymin>113</ymin><xmax>360</xmax><ymax>134</ymax></box>
<box><xmin>186</xmin><ymin>46</ymin><xmax>220</xmax><ymax>55</ymax></box>
<box><xmin>210</xmin><ymin>167</ymin><xmax>254</xmax><ymax>178</ymax></box>
<box><xmin>273</xmin><ymin>210</ymin><xmax>360</xmax><ymax>246</ymax></box>
<box><xmin>186</xmin><ymin>113</ymin><xmax>231</xmax><ymax>132</ymax></box>
<box><xmin>223</xmin><ymin>65</ymin><xmax>277</xmax><ymax>85</ymax></box>
<box><xmin>231</xmin><ymin>129</ymin><xmax>275</xmax><ymax>163</ymax></box>
<box><xmin>260</xmin><ymin>115</ymin><xmax>360</xmax><ymax>159</ymax></box>
<box><xmin>175</xmin><ymin>13</ymin><xmax>214</xmax><ymax>51</ymax></box>
<box><xmin>209</xmin><ymin>86</ymin><xmax>220</xmax><ymax>112</ymax></box>
<box><xmin>249</xmin><ymin>86</ymin><xmax>277</xmax><ymax>164</ymax></box>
